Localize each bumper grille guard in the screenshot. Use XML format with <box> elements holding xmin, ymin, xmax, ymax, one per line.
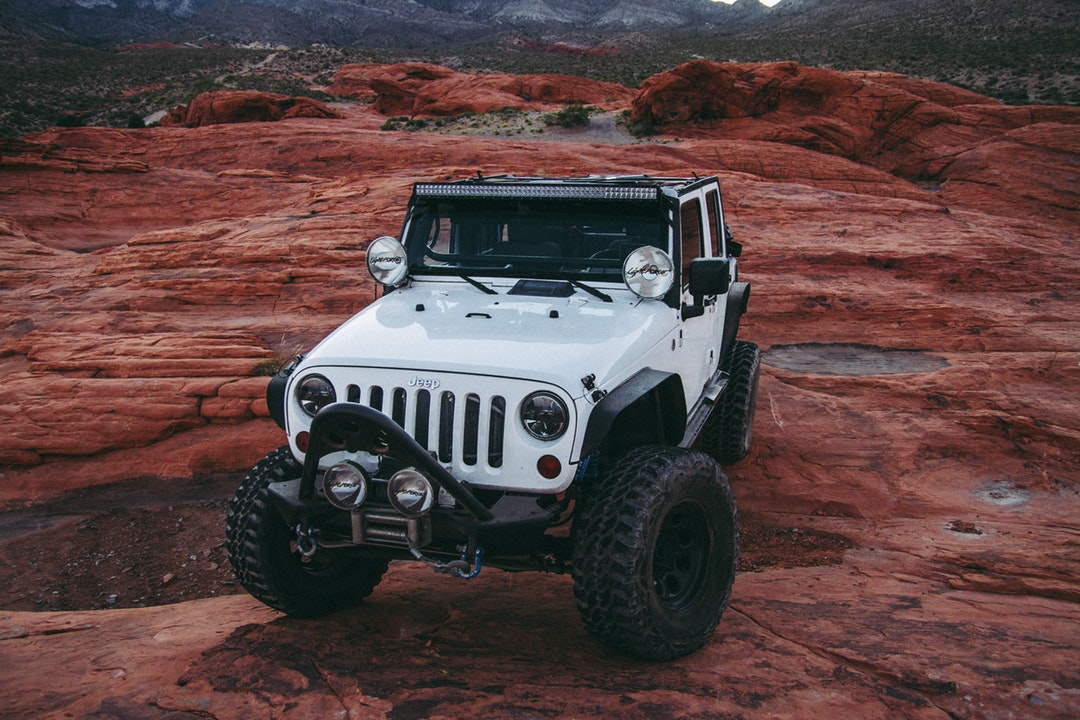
<box><xmin>299</xmin><ymin>403</ymin><xmax>495</xmax><ymax>523</ymax></box>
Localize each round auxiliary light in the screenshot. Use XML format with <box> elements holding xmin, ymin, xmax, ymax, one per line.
<box><xmin>297</xmin><ymin>374</ymin><xmax>336</xmax><ymax>417</ymax></box>
<box><xmin>622</xmin><ymin>245</ymin><xmax>675</xmax><ymax>299</ymax></box>
<box><xmin>323</xmin><ymin>461</ymin><xmax>370</xmax><ymax>510</ymax></box>
<box><xmin>387</xmin><ymin>468</ymin><xmax>435</xmax><ymax>518</ymax></box>
<box><xmin>521</xmin><ymin>392</ymin><xmax>569</xmax><ymax>441</ymax></box>
<box><xmin>366</xmin><ymin>236</ymin><xmax>409</xmax><ymax>287</ymax></box>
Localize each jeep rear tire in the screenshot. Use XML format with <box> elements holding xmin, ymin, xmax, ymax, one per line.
<box><xmin>226</xmin><ymin>446</ymin><xmax>388</xmax><ymax>617</ymax></box>
<box><xmin>571</xmin><ymin>445</ymin><xmax>738</xmax><ymax>661</ymax></box>
<box><xmin>702</xmin><ymin>340</ymin><xmax>760</xmax><ymax>465</ymax></box>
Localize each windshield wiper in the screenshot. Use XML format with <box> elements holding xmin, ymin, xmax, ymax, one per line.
<box><xmin>570</xmin><ymin>279</ymin><xmax>612</xmax><ymax>303</ymax></box>
<box><xmin>460</xmin><ymin>273</ymin><xmax>498</xmax><ymax>295</ymax></box>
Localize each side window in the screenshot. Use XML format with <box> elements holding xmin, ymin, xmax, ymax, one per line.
<box><xmin>432</xmin><ymin>217</ymin><xmax>452</xmax><ymax>254</ymax></box>
<box><xmin>680</xmin><ymin>199</ymin><xmax>703</xmax><ymax>284</ymax></box>
<box><xmin>705</xmin><ymin>190</ymin><xmax>722</xmax><ymax>257</ymax></box>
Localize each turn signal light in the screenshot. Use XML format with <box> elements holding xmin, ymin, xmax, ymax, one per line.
<box><xmin>537</xmin><ymin>455</ymin><xmax>562</xmax><ymax>479</ymax></box>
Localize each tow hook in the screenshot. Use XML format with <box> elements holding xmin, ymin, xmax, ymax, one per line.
<box><xmin>295</xmin><ymin>522</ymin><xmax>319</xmax><ymax>563</ymax></box>
<box><xmin>410</xmin><ymin>546</ymin><xmax>484</xmax><ymax>579</ymax></box>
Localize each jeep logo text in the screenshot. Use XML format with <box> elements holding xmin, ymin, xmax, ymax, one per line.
<box><xmin>408</xmin><ymin>376</ymin><xmax>441</xmax><ymax>389</ymax></box>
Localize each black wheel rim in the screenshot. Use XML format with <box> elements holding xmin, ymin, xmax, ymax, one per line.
<box><xmin>652</xmin><ymin>501</ymin><xmax>711</xmax><ymax>613</ymax></box>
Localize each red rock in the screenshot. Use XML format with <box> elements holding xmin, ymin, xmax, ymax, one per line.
<box><xmin>329</xmin><ymin>62</ymin><xmax>635</xmax><ymax>117</ymax></box>
<box><xmin>2</xmin><ymin>559</ymin><xmax>1078</xmax><ymax>719</ymax></box>
<box><xmin>328</xmin><ymin>61</ymin><xmax>457</xmax><ymax>102</ymax></box>
<box><xmin>160</xmin><ymin>90</ymin><xmax>341</xmax><ymax>128</ymax></box>
<box><xmin>1</xmin><ymin>135</ymin><xmax>149</xmax><ymax>173</ymax></box>
<box><xmin>631</xmin><ymin>60</ymin><xmax>1080</xmax><ymax>180</ymax></box>
<box><xmin>0</xmin><ymin>62</ymin><xmax>1077</xmax><ymax>719</ymax></box>
<box><xmin>847</xmin><ymin>70</ymin><xmax>996</xmax><ymax>107</ymax></box>
<box><xmin>937</xmin><ymin>121</ymin><xmax>1080</xmax><ymax>224</ymax></box>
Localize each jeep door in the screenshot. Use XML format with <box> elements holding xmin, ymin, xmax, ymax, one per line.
<box><xmin>676</xmin><ymin>191</ymin><xmax>726</xmax><ymax>409</ymax></box>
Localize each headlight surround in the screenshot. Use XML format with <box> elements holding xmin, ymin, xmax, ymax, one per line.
<box><xmin>521</xmin><ymin>392</ymin><xmax>569</xmax><ymax>441</ymax></box>
<box><xmin>297</xmin><ymin>374</ymin><xmax>336</xmax><ymax>416</ymax></box>
<box><xmin>367</xmin><ymin>235</ymin><xmax>409</xmax><ymax>287</ymax></box>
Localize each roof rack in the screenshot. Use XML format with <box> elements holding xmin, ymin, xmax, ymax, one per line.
<box><xmin>459</xmin><ymin>174</ymin><xmax>701</xmax><ymax>187</ymax></box>
<box><xmin>413</xmin><ymin>174</ymin><xmax>713</xmax><ymax>201</ymax></box>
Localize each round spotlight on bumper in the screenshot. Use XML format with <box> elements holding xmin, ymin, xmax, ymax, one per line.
<box><xmin>387</xmin><ymin>468</ymin><xmax>435</xmax><ymax>518</ymax></box>
<box><xmin>323</xmin><ymin>461</ymin><xmax>370</xmax><ymax>510</ymax></box>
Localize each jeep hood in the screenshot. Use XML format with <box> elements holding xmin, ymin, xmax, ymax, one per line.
<box><xmin>301</xmin><ymin>281</ymin><xmax>677</xmax><ymax>397</ymax></box>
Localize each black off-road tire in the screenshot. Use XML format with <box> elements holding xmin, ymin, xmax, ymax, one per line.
<box><xmin>225</xmin><ymin>446</ymin><xmax>388</xmax><ymax>617</ymax></box>
<box><xmin>571</xmin><ymin>445</ymin><xmax>739</xmax><ymax>661</ymax></box>
<box><xmin>702</xmin><ymin>340</ymin><xmax>760</xmax><ymax>465</ymax></box>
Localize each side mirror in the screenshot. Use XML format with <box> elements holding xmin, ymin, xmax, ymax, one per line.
<box><xmin>688</xmin><ymin>257</ymin><xmax>731</xmax><ymax>297</ymax></box>
<box><xmin>725</xmin><ymin>225</ymin><xmax>742</xmax><ymax>257</ymax></box>
<box><xmin>682</xmin><ymin>258</ymin><xmax>731</xmax><ymax>320</ymax></box>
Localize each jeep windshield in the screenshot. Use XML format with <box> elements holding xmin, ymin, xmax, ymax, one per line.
<box><xmin>402</xmin><ymin>194</ymin><xmax>669</xmax><ymax>283</ymax></box>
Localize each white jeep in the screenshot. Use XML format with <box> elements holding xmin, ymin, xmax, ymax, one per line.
<box><xmin>226</xmin><ymin>174</ymin><xmax>759</xmax><ymax>660</ymax></box>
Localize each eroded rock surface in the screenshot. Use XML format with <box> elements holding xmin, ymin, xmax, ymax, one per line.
<box><xmin>0</xmin><ymin>60</ymin><xmax>1077</xmax><ymax>718</ymax></box>
<box><xmin>632</xmin><ymin>60</ymin><xmax>1080</xmax><ymax>198</ymax></box>
<box><xmin>329</xmin><ymin>61</ymin><xmax>636</xmax><ymax>116</ymax></box>
<box><xmin>161</xmin><ymin>90</ymin><xmax>341</xmax><ymax>127</ymax></box>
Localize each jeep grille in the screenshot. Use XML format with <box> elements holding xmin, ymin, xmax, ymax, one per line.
<box><xmin>347</xmin><ymin>384</ymin><xmax>505</xmax><ymax>469</ymax></box>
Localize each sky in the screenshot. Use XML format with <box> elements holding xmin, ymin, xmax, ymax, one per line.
<box><xmin>711</xmin><ymin>0</ymin><xmax>785</xmax><ymax>6</ymax></box>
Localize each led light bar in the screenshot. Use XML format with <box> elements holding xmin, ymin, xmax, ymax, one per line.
<box><xmin>413</xmin><ymin>183</ymin><xmax>661</xmax><ymax>202</ymax></box>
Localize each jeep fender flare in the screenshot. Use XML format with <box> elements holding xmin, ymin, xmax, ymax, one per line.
<box><xmin>721</xmin><ymin>282</ymin><xmax>751</xmax><ymax>363</ymax></box>
<box><xmin>580</xmin><ymin>369</ymin><xmax>687</xmax><ymax>461</ymax></box>
<box><xmin>267</xmin><ymin>371</ymin><xmax>289</xmax><ymax>430</ymax></box>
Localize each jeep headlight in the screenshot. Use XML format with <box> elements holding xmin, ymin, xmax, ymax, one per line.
<box><xmin>623</xmin><ymin>245</ymin><xmax>674</xmax><ymax>299</ymax></box>
<box><xmin>297</xmin><ymin>374</ymin><xmax>336</xmax><ymax>416</ymax></box>
<box><xmin>521</xmin><ymin>392</ymin><xmax>569</xmax><ymax>440</ymax></box>
<box><xmin>367</xmin><ymin>236</ymin><xmax>409</xmax><ymax>287</ymax></box>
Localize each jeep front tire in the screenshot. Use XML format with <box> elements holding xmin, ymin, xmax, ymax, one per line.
<box><xmin>571</xmin><ymin>445</ymin><xmax>739</xmax><ymax>661</ymax></box>
<box><xmin>225</xmin><ymin>446</ymin><xmax>389</xmax><ymax>617</ymax></box>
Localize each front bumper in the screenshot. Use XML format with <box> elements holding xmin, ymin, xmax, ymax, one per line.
<box><xmin>268</xmin><ymin>403</ymin><xmax>560</xmax><ymax>547</ymax></box>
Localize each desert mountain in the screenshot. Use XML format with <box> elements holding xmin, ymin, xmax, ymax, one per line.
<box><xmin>4</xmin><ymin>0</ymin><xmax>765</xmax><ymax>45</ymax></box>
<box><xmin>2</xmin><ymin>0</ymin><xmax>1074</xmax><ymax>142</ymax></box>
<box><xmin>5</xmin><ymin>0</ymin><xmax>1074</xmax><ymax>48</ymax></box>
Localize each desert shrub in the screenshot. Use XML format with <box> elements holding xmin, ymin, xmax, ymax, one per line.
<box><xmin>380</xmin><ymin>116</ymin><xmax>428</xmax><ymax>131</ymax></box>
<box><xmin>252</xmin><ymin>336</ymin><xmax>304</xmax><ymax>376</ymax></box>
<box><xmin>544</xmin><ymin>103</ymin><xmax>592</xmax><ymax>128</ymax></box>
